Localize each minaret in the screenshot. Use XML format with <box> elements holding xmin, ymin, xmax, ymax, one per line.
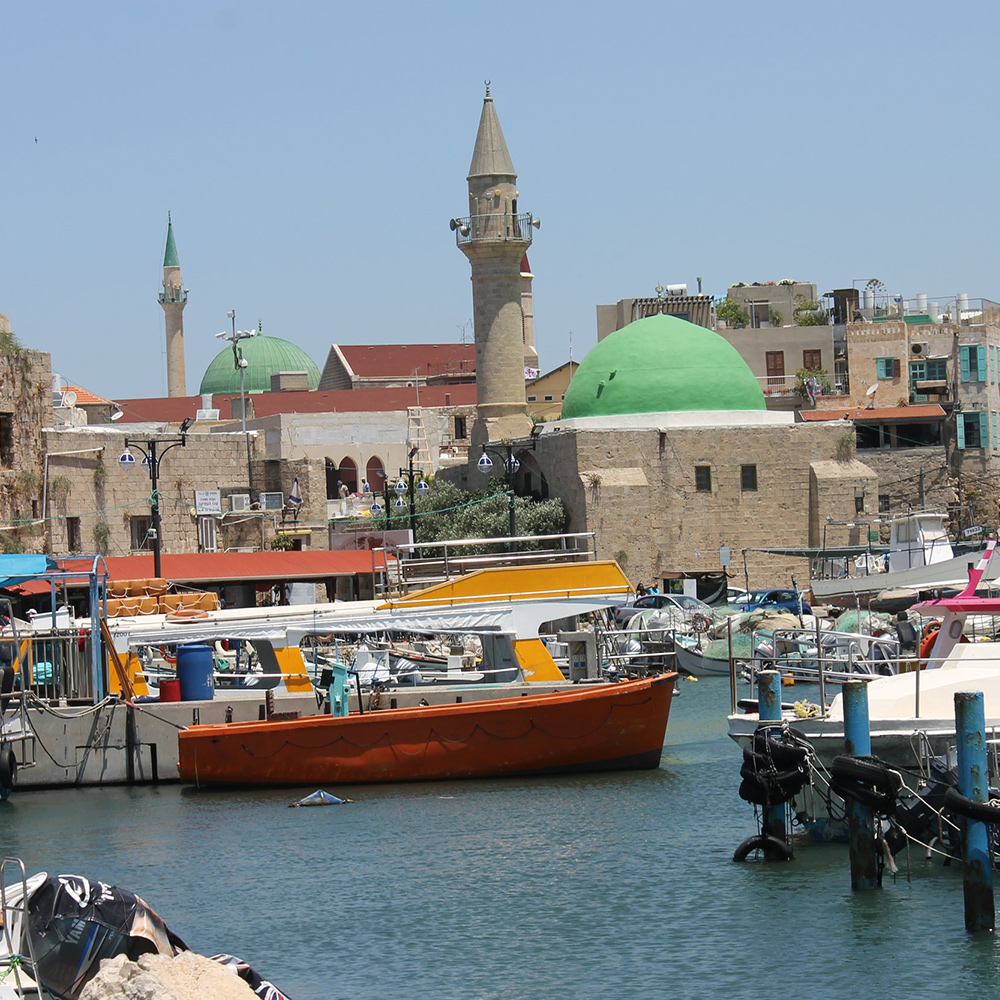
<box><xmin>158</xmin><ymin>214</ymin><xmax>188</xmax><ymax>397</ymax></box>
<box><xmin>453</xmin><ymin>84</ymin><xmax>537</xmax><ymax>447</ymax></box>
<box><xmin>520</xmin><ymin>253</ymin><xmax>539</xmax><ymax>371</ymax></box>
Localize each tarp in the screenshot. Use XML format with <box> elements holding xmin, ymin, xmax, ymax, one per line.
<box><xmin>0</xmin><ymin>554</ymin><xmax>56</xmax><ymax>588</ymax></box>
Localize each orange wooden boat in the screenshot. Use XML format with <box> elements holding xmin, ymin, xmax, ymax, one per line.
<box><xmin>178</xmin><ymin>673</ymin><xmax>676</xmax><ymax>787</ymax></box>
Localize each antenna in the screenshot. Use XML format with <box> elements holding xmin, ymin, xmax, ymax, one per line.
<box><xmin>865</xmin><ymin>382</ymin><xmax>878</xmax><ymax>408</ymax></box>
<box><xmin>61</xmin><ymin>390</ymin><xmax>77</xmax><ymax>408</ymax></box>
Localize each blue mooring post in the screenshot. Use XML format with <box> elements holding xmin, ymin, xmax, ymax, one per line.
<box><xmin>955</xmin><ymin>691</ymin><xmax>995</xmax><ymax>933</ymax></box>
<box><xmin>843</xmin><ymin>681</ymin><xmax>878</xmax><ymax>891</ymax></box>
<box><xmin>757</xmin><ymin>670</ymin><xmax>785</xmax><ymax>844</ymax></box>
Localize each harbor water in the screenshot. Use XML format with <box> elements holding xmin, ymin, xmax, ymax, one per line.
<box><xmin>6</xmin><ymin>678</ymin><xmax>1000</xmax><ymax>999</ymax></box>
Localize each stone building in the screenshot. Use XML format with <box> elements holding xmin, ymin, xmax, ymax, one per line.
<box><xmin>514</xmin><ymin>314</ymin><xmax>878</xmax><ymax>593</ymax></box>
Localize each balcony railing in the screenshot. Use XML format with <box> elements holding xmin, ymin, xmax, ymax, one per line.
<box><xmin>453</xmin><ymin>213</ymin><xmax>537</xmax><ymax>247</ymax></box>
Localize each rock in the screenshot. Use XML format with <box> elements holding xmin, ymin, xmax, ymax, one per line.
<box><xmin>79</xmin><ymin>950</ymin><xmax>258</xmax><ymax>1000</ymax></box>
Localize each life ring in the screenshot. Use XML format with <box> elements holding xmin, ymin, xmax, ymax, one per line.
<box><xmin>919</xmin><ymin>627</ymin><xmax>970</xmax><ymax>660</ymax></box>
<box><xmin>690</xmin><ymin>613</ymin><xmax>712</xmax><ymax>634</ymax></box>
<box><xmin>159</xmin><ymin>645</ymin><xmax>177</xmax><ymax>665</ymax></box>
<box><xmin>166</xmin><ymin>608</ymin><xmax>209</xmax><ymax>622</ymax></box>
<box><xmin>0</xmin><ymin>744</ymin><xmax>18</xmax><ymax>792</ymax></box>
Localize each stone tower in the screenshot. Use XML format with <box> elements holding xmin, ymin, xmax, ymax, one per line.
<box><xmin>520</xmin><ymin>253</ymin><xmax>539</xmax><ymax>371</ymax></box>
<box><xmin>453</xmin><ymin>84</ymin><xmax>537</xmax><ymax>447</ymax></box>
<box><xmin>158</xmin><ymin>214</ymin><xmax>188</xmax><ymax>397</ymax></box>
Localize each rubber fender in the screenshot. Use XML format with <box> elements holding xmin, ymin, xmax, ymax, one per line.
<box><xmin>829</xmin><ymin>776</ymin><xmax>896</xmax><ymax>814</ymax></box>
<box><xmin>0</xmin><ymin>744</ymin><xmax>17</xmax><ymax>791</ymax></box>
<box><xmin>831</xmin><ymin>755</ymin><xmax>903</xmax><ymax>795</ymax></box>
<box><xmin>738</xmin><ymin>770</ymin><xmax>806</xmax><ymax>806</ymax></box>
<box><xmin>739</xmin><ymin>777</ymin><xmax>770</xmax><ymax>805</ymax></box>
<box><xmin>944</xmin><ymin>785</ymin><xmax>1000</xmax><ymax>824</ymax></box>
<box><xmin>739</xmin><ymin>760</ymin><xmax>805</xmax><ymax>786</ymax></box>
<box><xmin>746</xmin><ymin>737</ymin><xmax>809</xmax><ymax>768</ymax></box>
<box><xmin>733</xmin><ymin>833</ymin><xmax>794</xmax><ymax>862</ymax></box>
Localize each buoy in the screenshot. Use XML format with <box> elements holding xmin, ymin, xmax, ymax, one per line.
<box><xmin>684</xmin><ymin>675</ymin><xmax>699</xmax><ymax>682</ymax></box>
<box><xmin>782</xmin><ymin>673</ymin><xmax>795</xmax><ymax>686</ymax></box>
<box><xmin>289</xmin><ymin>789</ymin><xmax>350</xmax><ymax>808</ymax></box>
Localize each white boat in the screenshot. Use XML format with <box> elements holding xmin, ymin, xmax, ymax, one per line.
<box><xmin>810</xmin><ymin>511</ymin><xmax>993</xmax><ymax>602</ymax></box>
<box><xmin>730</xmin><ymin>540</ymin><xmax>1000</xmax><ymax>764</ymax></box>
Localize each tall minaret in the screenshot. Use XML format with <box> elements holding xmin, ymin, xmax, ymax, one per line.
<box><xmin>453</xmin><ymin>84</ymin><xmax>537</xmax><ymax>447</ymax></box>
<box><xmin>158</xmin><ymin>213</ymin><xmax>188</xmax><ymax>397</ymax></box>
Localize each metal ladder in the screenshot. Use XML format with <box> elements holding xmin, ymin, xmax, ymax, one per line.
<box><xmin>406</xmin><ymin>407</ymin><xmax>433</xmax><ymax>473</ymax></box>
<box><xmin>0</xmin><ymin>856</ymin><xmax>52</xmax><ymax>998</ymax></box>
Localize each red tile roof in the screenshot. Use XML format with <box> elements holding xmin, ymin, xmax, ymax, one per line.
<box><xmin>339</xmin><ymin>344</ymin><xmax>476</xmax><ymax>379</ymax></box>
<box><xmin>12</xmin><ymin>550</ymin><xmax>390</xmax><ymax>593</ymax></box>
<box><xmin>112</xmin><ymin>384</ymin><xmax>477</xmax><ymax>424</ymax></box>
<box><xmin>800</xmin><ymin>404</ymin><xmax>946</xmax><ymax>422</ymax></box>
<box><xmin>62</xmin><ymin>384</ymin><xmax>113</xmax><ymax>406</ymax></box>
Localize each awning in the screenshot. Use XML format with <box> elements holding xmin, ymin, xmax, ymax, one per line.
<box><xmin>0</xmin><ymin>555</ymin><xmax>57</xmax><ymax>588</ymax></box>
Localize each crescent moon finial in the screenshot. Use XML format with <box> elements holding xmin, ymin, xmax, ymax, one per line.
<box><xmin>484</xmin><ymin>79</ymin><xmax>491</xmax><ymax>98</ymax></box>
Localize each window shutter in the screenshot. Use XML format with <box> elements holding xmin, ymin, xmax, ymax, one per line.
<box><xmin>961</xmin><ymin>347</ymin><xmax>971</xmax><ymax>383</ymax></box>
<box><xmin>981</xmin><ymin>412</ymin><xmax>989</xmax><ymax>446</ymax></box>
<box><xmin>957</xmin><ymin>414</ymin><xmax>966</xmax><ymax>449</ymax></box>
<box><xmin>893</xmin><ymin>358</ymin><xmax>901</xmax><ymax>378</ymax></box>
<box><xmin>978</xmin><ymin>345</ymin><xmax>987</xmax><ymax>381</ymax></box>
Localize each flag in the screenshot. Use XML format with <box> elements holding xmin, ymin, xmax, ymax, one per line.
<box><xmin>287</xmin><ymin>477</ymin><xmax>303</xmax><ymax>518</ymax></box>
<box><xmin>524</xmin><ymin>366</ymin><xmax>540</xmax><ymax>381</ymax></box>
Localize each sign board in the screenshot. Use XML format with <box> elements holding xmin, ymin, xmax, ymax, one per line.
<box><xmin>964</xmin><ymin>525</ymin><xmax>985</xmax><ymax>537</ymax></box>
<box><xmin>718</xmin><ymin>546</ymin><xmax>731</xmax><ymax>567</ymax></box>
<box><xmin>194</xmin><ymin>489</ymin><xmax>222</xmax><ymax>516</ymax></box>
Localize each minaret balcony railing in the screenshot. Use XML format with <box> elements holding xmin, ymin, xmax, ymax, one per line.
<box><xmin>158</xmin><ymin>289</ymin><xmax>188</xmax><ymax>305</ymax></box>
<box><xmin>454</xmin><ymin>212</ymin><xmax>536</xmax><ymax>247</ymax></box>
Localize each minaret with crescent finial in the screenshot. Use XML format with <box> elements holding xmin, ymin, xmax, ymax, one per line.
<box><xmin>158</xmin><ymin>213</ymin><xmax>188</xmax><ymax>397</ymax></box>
<box><xmin>452</xmin><ymin>83</ymin><xmax>538</xmax><ymax>447</ymax></box>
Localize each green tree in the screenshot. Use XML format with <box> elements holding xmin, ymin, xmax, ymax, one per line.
<box><xmin>370</xmin><ymin>478</ymin><xmax>567</xmax><ymax>549</ymax></box>
<box><xmin>715</xmin><ymin>297</ymin><xmax>749</xmax><ymax>329</ymax></box>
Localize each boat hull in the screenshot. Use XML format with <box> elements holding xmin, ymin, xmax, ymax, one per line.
<box><xmin>178</xmin><ymin>674</ymin><xmax>676</xmax><ymax>787</ymax></box>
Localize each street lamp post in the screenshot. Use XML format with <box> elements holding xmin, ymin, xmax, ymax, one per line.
<box><xmin>394</xmin><ymin>447</ymin><xmax>430</xmax><ymax>543</ymax></box>
<box><xmin>477</xmin><ymin>443</ymin><xmax>520</xmax><ymax>539</ymax></box>
<box><xmin>216</xmin><ymin>314</ymin><xmax>256</xmax><ymax>492</ymax></box>
<box><xmin>119</xmin><ymin>419</ymin><xmax>193</xmax><ymax>577</ymax></box>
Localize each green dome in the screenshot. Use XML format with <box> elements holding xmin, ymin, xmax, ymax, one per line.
<box><xmin>199</xmin><ymin>332</ymin><xmax>321</xmax><ymax>395</ymax></box>
<box><xmin>561</xmin><ymin>314</ymin><xmax>766</xmax><ymax>419</ymax></box>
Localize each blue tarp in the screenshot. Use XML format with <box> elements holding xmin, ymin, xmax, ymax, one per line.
<box><xmin>0</xmin><ymin>554</ymin><xmax>57</xmax><ymax>588</ymax></box>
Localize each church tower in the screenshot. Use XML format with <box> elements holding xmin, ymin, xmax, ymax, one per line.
<box><xmin>158</xmin><ymin>214</ymin><xmax>188</xmax><ymax>397</ymax></box>
<box><xmin>452</xmin><ymin>84</ymin><xmax>538</xmax><ymax>447</ymax></box>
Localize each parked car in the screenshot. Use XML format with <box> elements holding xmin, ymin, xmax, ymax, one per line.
<box><xmin>730</xmin><ymin>588</ymin><xmax>811</xmax><ymax>615</ymax></box>
<box><xmin>613</xmin><ymin>593</ymin><xmax>714</xmax><ymax>628</ymax></box>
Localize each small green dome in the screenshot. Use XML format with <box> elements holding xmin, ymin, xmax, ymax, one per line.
<box><xmin>561</xmin><ymin>314</ymin><xmax>766</xmax><ymax>419</ymax></box>
<box><xmin>199</xmin><ymin>332</ymin><xmax>320</xmax><ymax>395</ymax></box>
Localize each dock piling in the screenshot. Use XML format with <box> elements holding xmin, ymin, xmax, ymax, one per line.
<box><xmin>955</xmin><ymin>691</ymin><xmax>995</xmax><ymax>933</ymax></box>
<box><xmin>843</xmin><ymin>681</ymin><xmax>879</xmax><ymax>891</ymax></box>
<box><xmin>758</xmin><ymin>670</ymin><xmax>785</xmax><ymax>845</ymax></box>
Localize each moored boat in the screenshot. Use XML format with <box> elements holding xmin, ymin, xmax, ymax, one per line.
<box><xmin>178</xmin><ymin>672</ymin><xmax>676</xmax><ymax>787</ymax></box>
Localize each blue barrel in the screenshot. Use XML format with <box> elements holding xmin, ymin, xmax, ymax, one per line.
<box><xmin>175</xmin><ymin>645</ymin><xmax>215</xmax><ymax>701</ymax></box>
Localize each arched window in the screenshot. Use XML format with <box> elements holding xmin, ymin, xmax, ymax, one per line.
<box><xmin>337</xmin><ymin>457</ymin><xmax>358</xmax><ymax>494</ymax></box>
<box><xmin>365</xmin><ymin>456</ymin><xmax>385</xmax><ymax>492</ymax></box>
<box><xmin>325</xmin><ymin>458</ymin><xmax>338</xmax><ymax>500</ymax></box>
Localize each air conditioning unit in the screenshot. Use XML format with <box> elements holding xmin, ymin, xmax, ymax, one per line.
<box><xmin>911</xmin><ymin>342</ymin><xmax>930</xmax><ymax>356</ymax></box>
<box><xmin>229</xmin><ymin>494</ymin><xmax>251</xmax><ymax>512</ymax></box>
<box><xmin>259</xmin><ymin>491</ymin><xmax>284</xmax><ymax>511</ymax></box>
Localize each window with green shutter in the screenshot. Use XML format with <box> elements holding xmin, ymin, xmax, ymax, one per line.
<box><xmin>960</xmin><ymin>345</ymin><xmax>987</xmax><ymax>382</ymax></box>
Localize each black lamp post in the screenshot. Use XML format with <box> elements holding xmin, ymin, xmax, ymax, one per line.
<box><xmin>119</xmin><ymin>419</ymin><xmax>193</xmax><ymax>577</ymax></box>
<box><xmin>477</xmin><ymin>443</ymin><xmax>520</xmax><ymax>539</ymax></box>
<box><xmin>393</xmin><ymin>447</ymin><xmax>430</xmax><ymax>543</ymax></box>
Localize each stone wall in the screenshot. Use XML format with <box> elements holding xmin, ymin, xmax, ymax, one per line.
<box><xmin>43</xmin><ymin>427</ymin><xmax>286</xmax><ymax>557</ymax></box>
<box><xmin>0</xmin><ymin>341</ymin><xmax>51</xmax><ymax>553</ymax></box>
<box><xmin>531</xmin><ymin>419</ymin><xmax>871</xmax><ymax>590</ymax></box>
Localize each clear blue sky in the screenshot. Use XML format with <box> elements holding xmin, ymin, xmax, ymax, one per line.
<box><xmin>3</xmin><ymin>1</ymin><xmax>998</xmax><ymax>399</ymax></box>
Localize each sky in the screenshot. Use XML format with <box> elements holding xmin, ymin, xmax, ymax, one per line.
<box><xmin>3</xmin><ymin>1</ymin><xmax>1000</xmax><ymax>400</ymax></box>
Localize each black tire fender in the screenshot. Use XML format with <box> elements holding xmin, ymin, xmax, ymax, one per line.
<box><xmin>944</xmin><ymin>785</ymin><xmax>1000</xmax><ymax>824</ymax></box>
<box><xmin>831</xmin><ymin>755</ymin><xmax>902</xmax><ymax>795</ymax></box>
<box><xmin>0</xmin><ymin>744</ymin><xmax>17</xmax><ymax>791</ymax></box>
<box><xmin>733</xmin><ymin>834</ymin><xmax>794</xmax><ymax>862</ymax></box>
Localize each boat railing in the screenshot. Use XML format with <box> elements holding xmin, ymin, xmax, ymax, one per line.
<box><xmin>0</xmin><ymin>856</ymin><xmax>54</xmax><ymax>999</ymax></box>
<box><xmin>597</xmin><ymin>624</ymin><xmax>677</xmax><ymax>677</ymax></box>
<box><xmin>0</xmin><ymin>627</ymin><xmax>96</xmax><ymax>707</ymax></box>
<box><xmin>374</xmin><ymin>532</ymin><xmax>597</xmax><ymax>596</ymax></box>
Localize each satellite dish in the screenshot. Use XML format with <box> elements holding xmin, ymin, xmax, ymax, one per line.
<box><xmin>110</xmin><ymin>408</ymin><xmax>124</xmax><ymax>421</ymax></box>
<box><xmin>866</xmin><ymin>383</ymin><xmax>879</xmax><ymax>397</ymax></box>
<box><xmin>61</xmin><ymin>390</ymin><xmax>77</xmax><ymax>407</ymax></box>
